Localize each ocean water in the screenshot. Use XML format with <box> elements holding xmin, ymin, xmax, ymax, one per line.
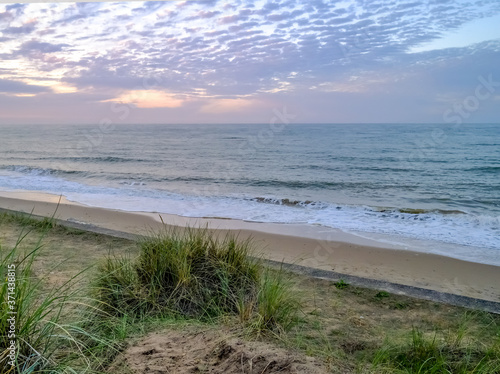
<box><xmin>0</xmin><ymin>123</ymin><xmax>499</xmax><ymax>264</ymax></box>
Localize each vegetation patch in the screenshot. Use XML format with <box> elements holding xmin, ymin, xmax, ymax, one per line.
<box><xmin>1</xmin><ymin>211</ymin><xmax>499</xmax><ymax>373</ymax></box>
<box><xmin>375</xmin><ymin>291</ymin><xmax>390</xmax><ymax>299</ymax></box>
<box><xmin>0</xmin><ymin>217</ymin><xmax>95</xmax><ymax>373</ymax></box>
<box><xmin>373</xmin><ymin>327</ymin><xmax>500</xmax><ymax>373</ymax></box>
<box><xmin>93</xmin><ymin>227</ymin><xmax>300</xmax><ymax>334</ymax></box>
<box><xmin>334</xmin><ymin>279</ymin><xmax>349</xmax><ymax>289</ymax></box>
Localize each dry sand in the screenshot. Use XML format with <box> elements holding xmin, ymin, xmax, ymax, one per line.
<box><xmin>0</xmin><ymin>190</ymin><xmax>499</xmax><ymax>303</ymax></box>
<box><xmin>109</xmin><ymin>327</ymin><xmax>328</xmax><ymax>374</ymax></box>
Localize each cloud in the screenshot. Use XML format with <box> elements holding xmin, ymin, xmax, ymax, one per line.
<box><xmin>0</xmin><ymin>91</ymin><xmax>118</xmax><ymax>124</ymax></box>
<box><xmin>200</xmin><ymin>98</ymin><xmax>258</xmax><ymax>113</ymax></box>
<box><xmin>1</xmin><ymin>0</ymin><xmax>499</xmax><ymax>124</ymax></box>
<box><xmin>9</xmin><ymin>0</ymin><xmax>495</xmax><ymax>94</ymax></box>
<box><xmin>0</xmin><ymin>10</ymin><xmax>14</xmax><ymax>22</ymax></box>
<box><xmin>196</xmin><ymin>10</ymin><xmax>220</xmax><ymax>19</ymax></box>
<box><xmin>2</xmin><ymin>21</ymin><xmax>37</xmax><ymax>35</ymax></box>
<box><xmin>107</xmin><ymin>89</ymin><xmax>185</xmax><ymax>108</ymax></box>
<box><xmin>219</xmin><ymin>14</ymin><xmax>241</xmax><ymax>24</ymax></box>
<box><xmin>0</xmin><ymin>78</ymin><xmax>50</xmax><ymax>94</ymax></box>
<box><xmin>17</xmin><ymin>40</ymin><xmax>68</xmax><ymax>54</ymax></box>
<box><xmin>255</xmin><ymin>0</ymin><xmax>282</xmax><ymax>15</ymax></box>
<box><xmin>50</xmin><ymin>2</ymin><xmax>104</xmax><ymax>26</ymax></box>
<box><xmin>5</xmin><ymin>4</ymin><xmax>26</xmax><ymax>12</ymax></box>
<box><xmin>1</xmin><ymin>40</ymin><xmax>70</xmax><ymax>63</ymax></box>
<box><xmin>53</xmin><ymin>13</ymin><xmax>87</xmax><ymax>25</ymax></box>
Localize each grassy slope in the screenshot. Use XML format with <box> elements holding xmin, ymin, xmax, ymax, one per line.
<box><xmin>1</xmin><ymin>212</ymin><xmax>499</xmax><ymax>373</ymax></box>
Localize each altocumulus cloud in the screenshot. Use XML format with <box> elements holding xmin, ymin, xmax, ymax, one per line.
<box><xmin>0</xmin><ymin>0</ymin><xmax>499</xmax><ymax>124</ymax></box>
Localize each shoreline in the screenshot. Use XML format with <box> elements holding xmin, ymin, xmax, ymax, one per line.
<box><xmin>0</xmin><ymin>190</ymin><xmax>499</xmax><ymax>303</ymax></box>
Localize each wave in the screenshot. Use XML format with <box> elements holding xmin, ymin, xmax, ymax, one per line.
<box><xmin>248</xmin><ymin>198</ymin><xmax>469</xmax><ymax>216</ymax></box>
<box><xmin>37</xmin><ymin>156</ymin><xmax>147</xmax><ymax>163</ymax></box>
<box><xmin>373</xmin><ymin>207</ymin><xmax>467</xmax><ymax>215</ymax></box>
<box><xmin>1</xmin><ymin>165</ymin><xmax>88</xmax><ymax>177</ymax></box>
<box><xmin>297</xmin><ymin>165</ymin><xmax>417</xmax><ymax>173</ymax></box>
<box><xmin>246</xmin><ymin>179</ymin><xmax>418</xmax><ymax>190</ymax></box>
<box><xmin>107</xmin><ymin>176</ymin><xmax>383</xmax><ymax>189</ymax></box>
<box><xmin>464</xmin><ymin>166</ymin><xmax>500</xmax><ymax>173</ymax></box>
<box><xmin>249</xmin><ymin>197</ymin><xmax>328</xmax><ymax>208</ymax></box>
<box><xmin>353</xmin><ymin>166</ymin><xmax>422</xmax><ymax>172</ymax></box>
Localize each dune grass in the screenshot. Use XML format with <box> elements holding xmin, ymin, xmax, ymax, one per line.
<box><xmin>0</xmin><ymin>215</ymin><xmax>96</xmax><ymax>373</ymax></box>
<box><xmin>93</xmin><ymin>226</ymin><xmax>300</xmax><ymax>334</ymax></box>
<box><xmin>251</xmin><ymin>266</ymin><xmax>301</xmax><ymax>335</ymax></box>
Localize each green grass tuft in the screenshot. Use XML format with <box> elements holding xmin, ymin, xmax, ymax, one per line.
<box><xmin>375</xmin><ymin>291</ymin><xmax>390</xmax><ymax>299</ymax></box>
<box><xmin>0</xmin><ymin>216</ymin><xmax>96</xmax><ymax>373</ymax></box>
<box><xmin>373</xmin><ymin>327</ymin><xmax>500</xmax><ymax>373</ymax></box>
<box><xmin>93</xmin><ymin>226</ymin><xmax>301</xmax><ymax>334</ymax></box>
<box><xmin>250</xmin><ymin>267</ymin><xmax>302</xmax><ymax>335</ymax></box>
<box><xmin>0</xmin><ymin>212</ymin><xmax>57</xmax><ymax>231</ymax></box>
<box><xmin>334</xmin><ymin>279</ymin><xmax>349</xmax><ymax>289</ymax></box>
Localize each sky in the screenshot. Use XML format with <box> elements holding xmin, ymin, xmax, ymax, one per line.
<box><xmin>0</xmin><ymin>0</ymin><xmax>499</xmax><ymax>125</ymax></box>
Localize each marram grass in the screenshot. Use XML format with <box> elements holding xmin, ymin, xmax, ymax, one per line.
<box><xmin>251</xmin><ymin>266</ymin><xmax>301</xmax><ymax>335</ymax></box>
<box><xmin>0</xmin><ymin>216</ymin><xmax>97</xmax><ymax>373</ymax></box>
<box><xmin>93</xmin><ymin>226</ymin><xmax>301</xmax><ymax>333</ymax></box>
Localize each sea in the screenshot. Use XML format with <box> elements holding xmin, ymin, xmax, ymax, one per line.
<box><xmin>0</xmin><ymin>123</ymin><xmax>499</xmax><ymax>265</ymax></box>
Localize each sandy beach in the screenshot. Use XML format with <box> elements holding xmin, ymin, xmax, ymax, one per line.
<box><xmin>0</xmin><ymin>190</ymin><xmax>499</xmax><ymax>303</ymax></box>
